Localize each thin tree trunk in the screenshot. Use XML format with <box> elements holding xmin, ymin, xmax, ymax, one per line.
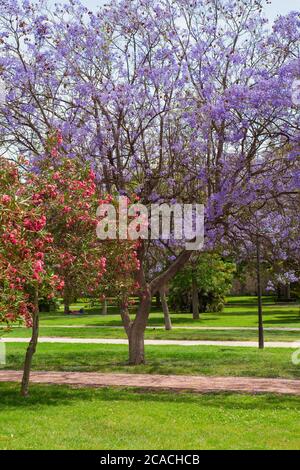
<box><xmin>155</xmin><ymin>292</ymin><xmax>161</xmax><ymax>308</ymax></box>
<box><xmin>21</xmin><ymin>289</ymin><xmax>39</xmax><ymax>397</ymax></box>
<box><xmin>192</xmin><ymin>277</ymin><xmax>200</xmax><ymax>320</ymax></box>
<box><xmin>64</xmin><ymin>286</ymin><xmax>71</xmax><ymax>314</ymax></box>
<box><xmin>64</xmin><ymin>299</ymin><xmax>70</xmax><ymax>314</ymax></box>
<box><xmin>63</xmin><ymin>277</ymin><xmax>72</xmax><ymax>314</ymax></box>
<box><xmin>120</xmin><ymin>297</ymin><xmax>131</xmax><ymax>334</ymax></box>
<box><xmin>256</xmin><ymin>235</ymin><xmax>264</xmax><ymax>349</ymax></box>
<box><xmin>160</xmin><ymin>288</ymin><xmax>172</xmax><ymax>330</ymax></box>
<box><xmin>286</xmin><ymin>283</ymin><xmax>291</xmax><ymax>301</ymax></box>
<box><xmin>101</xmin><ymin>299</ymin><xmax>108</xmax><ymax>315</ymax></box>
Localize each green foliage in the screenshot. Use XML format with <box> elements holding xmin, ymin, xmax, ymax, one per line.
<box><xmin>38</xmin><ymin>297</ymin><xmax>60</xmax><ymax>313</ymax></box>
<box><xmin>169</xmin><ymin>254</ymin><xmax>235</xmax><ymax>313</ymax></box>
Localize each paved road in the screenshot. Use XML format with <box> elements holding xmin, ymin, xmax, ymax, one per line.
<box><xmin>1</xmin><ymin>370</ymin><xmax>299</xmax><ymax>395</ymax></box>
<box><xmin>2</xmin><ymin>337</ymin><xmax>300</xmax><ymax>348</ymax></box>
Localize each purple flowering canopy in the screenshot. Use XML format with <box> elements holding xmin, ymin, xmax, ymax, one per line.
<box><xmin>0</xmin><ymin>0</ymin><xmax>299</xmax><ymax>363</ymax></box>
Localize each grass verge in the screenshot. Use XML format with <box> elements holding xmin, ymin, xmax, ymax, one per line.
<box><xmin>3</xmin><ymin>343</ymin><xmax>300</xmax><ymax>379</ymax></box>
<box><xmin>0</xmin><ymin>383</ymin><xmax>299</xmax><ymax>450</ymax></box>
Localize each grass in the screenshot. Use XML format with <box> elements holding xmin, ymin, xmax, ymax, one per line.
<box><xmin>3</xmin><ymin>343</ymin><xmax>300</xmax><ymax>379</ymax></box>
<box><xmin>30</xmin><ymin>297</ymin><xmax>300</xmax><ymax>329</ymax></box>
<box><xmin>4</xmin><ymin>326</ymin><xmax>300</xmax><ymax>342</ymax></box>
<box><xmin>1</xmin><ymin>296</ymin><xmax>299</xmax><ymax>450</ymax></box>
<box><xmin>4</xmin><ymin>296</ymin><xmax>299</xmax><ymax>341</ymax></box>
<box><xmin>0</xmin><ymin>382</ymin><xmax>299</xmax><ymax>450</ymax></box>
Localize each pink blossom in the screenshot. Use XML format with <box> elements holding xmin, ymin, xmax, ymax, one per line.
<box><xmin>1</xmin><ymin>194</ymin><xmax>11</xmax><ymax>204</ymax></box>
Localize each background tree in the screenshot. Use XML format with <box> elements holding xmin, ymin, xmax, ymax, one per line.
<box><xmin>169</xmin><ymin>254</ymin><xmax>235</xmax><ymax>318</ymax></box>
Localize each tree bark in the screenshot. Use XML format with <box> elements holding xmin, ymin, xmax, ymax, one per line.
<box><xmin>155</xmin><ymin>292</ymin><xmax>161</xmax><ymax>308</ymax></box>
<box><xmin>21</xmin><ymin>289</ymin><xmax>39</xmax><ymax>397</ymax></box>
<box><xmin>64</xmin><ymin>299</ymin><xmax>70</xmax><ymax>314</ymax></box>
<box><xmin>160</xmin><ymin>288</ymin><xmax>172</xmax><ymax>330</ymax></box>
<box><xmin>128</xmin><ymin>324</ymin><xmax>145</xmax><ymax>365</ymax></box>
<box><xmin>63</xmin><ymin>277</ymin><xmax>72</xmax><ymax>314</ymax></box>
<box><xmin>125</xmin><ymin>247</ymin><xmax>193</xmax><ymax>365</ymax></box>
<box><xmin>285</xmin><ymin>283</ymin><xmax>291</xmax><ymax>301</ymax></box>
<box><xmin>101</xmin><ymin>299</ymin><xmax>108</xmax><ymax>315</ymax></box>
<box><xmin>192</xmin><ymin>277</ymin><xmax>200</xmax><ymax>320</ymax></box>
<box><xmin>64</xmin><ymin>285</ymin><xmax>71</xmax><ymax>314</ymax></box>
<box><xmin>256</xmin><ymin>235</ymin><xmax>264</xmax><ymax>349</ymax></box>
<box><xmin>127</xmin><ymin>284</ymin><xmax>152</xmax><ymax>365</ymax></box>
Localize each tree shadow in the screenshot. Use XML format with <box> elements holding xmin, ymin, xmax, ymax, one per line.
<box><xmin>264</xmin><ymin>315</ymin><xmax>300</xmax><ymax>325</ymax></box>
<box><xmin>1</xmin><ymin>382</ymin><xmax>299</xmax><ymax>412</ymax></box>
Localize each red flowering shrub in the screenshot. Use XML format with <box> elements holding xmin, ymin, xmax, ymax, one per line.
<box><xmin>0</xmin><ymin>157</ymin><xmax>63</xmax><ymax>329</ymax></box>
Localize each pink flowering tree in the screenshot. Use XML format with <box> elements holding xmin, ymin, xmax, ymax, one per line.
<box><xmin>0</xmin><ymin>156</ymin><xmax>64</xmax><ymax>395</ymax></box>
<box><xmin>1</xmin><ymin>150</ymin><xmax>139</xmax><ymax>395</ymax></box>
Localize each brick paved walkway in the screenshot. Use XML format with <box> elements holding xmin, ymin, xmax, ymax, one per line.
<box><xmin>0</xmin><ymin>370</ymin><xmax>299</xmax><ymax>395</ymax></box>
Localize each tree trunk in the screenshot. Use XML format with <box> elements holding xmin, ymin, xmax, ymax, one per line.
<box><xmin>64</xmin><ymin>286</ymin><xmax>71</xmax><ymax>314</ymax></box>
<box><xmin>101</xmin><ymin>299</ymin><xmax>108</xmax><ymax>315</ymax></box>
<box><xmin>192</xmin><ymin>277</ymin><xmax>200</xmax><ymax>320</ymax></box>
<box><xmin>256</xmin><ymin>235</ymin><xmax>264</xmax><ymax>349</ymax></box>
<box><xmin>125</xmin><ymin>247</ymin><xmax>193</xmax><ymax>365</ymax></box>
<box><xmin>285</xmin><ymin>283</ymin><xmax>291</xmax><ymax>301</ymax></box>
<box><xmin>127</xmin><ymin>289</ymin><xmax>152</xmax><ymax>365</ymax></box>
<box><xmin>155</xmin><ymin>292</ymin><xmax>161</xmax><ymax>308</ymax></box>
<box><xmin>63</xmin><ymin>278</ymin><xmax>72</xmax><ymax>314</ymax></box>
<box><xmin>64</xmin><ymin>299</ymin><xmax>70</xmax><ymax>314</ymax></box>
<box><xmin>160</xmin><ymin>288</ymin><xmax>172</xmax><ymax>330</ymax></box>
<box><xmin>21</xmin><ymin>289</ymin><xmax>39</xmax><ymax>397</ymax></box>
<box><xmin>128</xmin><ymin>325</ymin><xmax>145</xmax><ymax>365</ymax></box>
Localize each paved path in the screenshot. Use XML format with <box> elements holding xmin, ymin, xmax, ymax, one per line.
<box><xmin>2</xmin><ymin>337</ymin><xmax>300</xmax><ymax>348</ymax></box>
<box><xmin>11</xmin><ymin>325</ymin><xmax>300</xmax><ymax>331</ymax></box>
<box><xmin>1</xmin><ymin>370</ymin><xmax>299</xmax><ymax>395</ymax></box>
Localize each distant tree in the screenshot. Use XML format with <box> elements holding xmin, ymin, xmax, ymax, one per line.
<box><xmin>169</xmin><ymin>254</ymin><xmax>235</xmax><ymax>318</ymax></box>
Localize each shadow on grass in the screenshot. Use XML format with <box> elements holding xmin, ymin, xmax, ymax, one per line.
<box><xmin>264</xmin><ymin>315</ymin><xmax>300</xmax><ymax>325</ymax></box>
<box><xmin>1</xmin><ymin>382</ymin><xmax>300</xmax><ymax>412</ymax></box>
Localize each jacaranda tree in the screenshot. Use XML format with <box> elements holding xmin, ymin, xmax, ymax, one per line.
<box><xmin>0</xmin><ymin>0</ymin><xmax>299</xmax><ymax>363</ymax></box>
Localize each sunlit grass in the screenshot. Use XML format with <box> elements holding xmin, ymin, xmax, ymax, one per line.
<box><xmin>3</xmin><ymin>342</ymin><xmax>300</xmax><ymax>379</ymax></box>
<box><xmin>0</xmin><ymin>383</ymin><xmax>299</xmax><ymax>450</ymax></box>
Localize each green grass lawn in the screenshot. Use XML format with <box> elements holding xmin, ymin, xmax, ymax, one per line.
<box><xmin>5</xmin><ymin>325</ymin><xmax>300</xmax><ymax>342</ymax></box>
<box><xmin>0</xmin><ymin>383</ymin><xmax>299</xmax><ymax>450</ymax></box>
<box><xmin>1</xmin><ymin>296</ymin><xmax>299</xmax><ymax>451</ymax></box>
<box><xmin>30</xmin><ymin>297</ymin><xmax>300</xmax><ymax>329</ymax></box>
<box><xmin>3</xmin><ymin>343</ymin><xmax>300</xmax><ymax>379</ymax></box>
<box><xmin>3</xmin><ymin>296</ymin><xmax>299</xmax><ymax>342</ymax></box>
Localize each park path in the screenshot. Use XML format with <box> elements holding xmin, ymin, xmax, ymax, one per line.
<box><xmin>0</xmin><ymin>370</ymin><xmax>299</xmax><ymax>396</ymax></box>
<box><xmin>10</xmin><ymin>325</ymin><xmax>300</xmax><ymax>331</ymax></box>
<box><xmin>2</xmin><ymin>337</ymin><xmax>300</xmax><ymax>348</ymax></box>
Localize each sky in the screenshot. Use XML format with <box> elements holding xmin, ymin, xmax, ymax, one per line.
<box><xmin>48</xmin><ymin>0</ymin><xmax>299</xmax><ymax>23</ymax></box>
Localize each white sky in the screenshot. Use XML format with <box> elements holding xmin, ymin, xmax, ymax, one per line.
<box><xmin>48</xmin><ymin>0</ymin><xmax>300</xmax><ymax>23</ymax></box>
